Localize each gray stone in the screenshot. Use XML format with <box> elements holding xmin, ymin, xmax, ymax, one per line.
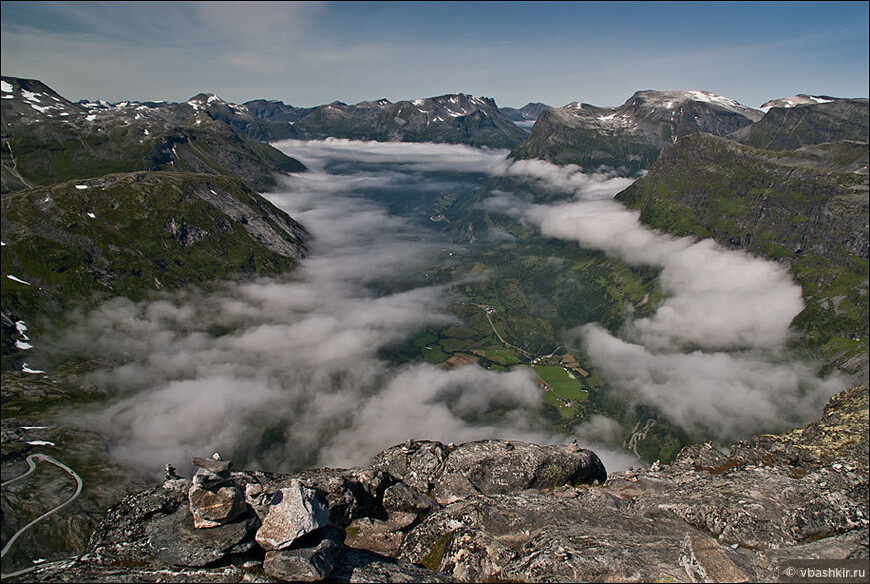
<box><xmin>371</xmin><ymin>440</ymin><xmax>450</xmax><ymax>493</ymax></box>
<box><xmin>443</xmin><ymin>440</ymin><xmax>607</xmax><ymax>495</ymax></box>
<box><xmin>374</xmin><ymin>440</ymin><xmax>607</xmax><ymax>506</ymax></box>
<box><xmin>162</xmin><ymin>478</ymin><xmax>191</xmax><ymax>493</ymax></box>
<box><xmin>288</xmin><ymin>467</ymin><xmax>391</xmax><ymax>527</ymax></box>
<box><xmin>386</xmin><ymin>511</ymin><xmax>418</xmax><ymax>532</ymax></box>
<box><xmin>332</xmin><ymin>547</ymin><xmax>458</xmax><ymax>582</ymax></box>
<box><xmin>188</xmin><ymin>482</ymin><xmax>246</xmax><ymax>528</ymax></box>
<box><xmin>255</xmin><ymin>480</ymin><xmax>330</xmax><ymax>550</ymax></box>
<box><xmin>431</xmin><ymin>472</ymin><xmax>480</xmax><ymax>506</ymax></box>
<box><xmin>147</xmin><ymin>505</ymin><xmax>254</xmax><ymax>567</ymax></box>
<box><xmin>345</xmin><ymin>517</ymin><xmax>405</xmax><ymax>556</ymax></box>
<box><xmin>263</xmin><ymin>534</ymin><xmax>340</xmax><ymax>582</ymax></box>
<box><xmin>383</xmin><ymin>482</ymin><xmax>436</xmax><ymax>514</ymax></box>
<box><xmin>192</xmin><ymin>455</ymin><xmax>233</xmax><ymax>474</ymax></box>
<box><xmin>680</xmin><ymin>533</ymin><xmax>752</xmax><ymax>583</ymax></box>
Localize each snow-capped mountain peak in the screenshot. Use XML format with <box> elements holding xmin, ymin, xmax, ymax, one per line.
<box><xmin>759</xmin><ymin>94</ymin><xmax>837</xmax><ymax>112</ymax></box>
<box><xmin>626</xmin><ymin>90</ymin><xmax>763</xmax><ymax>119</ymax></box>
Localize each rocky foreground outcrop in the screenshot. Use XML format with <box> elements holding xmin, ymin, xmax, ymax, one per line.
<box><xmin>23</xmin><ymin>382</ymin><xmax>869</xmax><ymax>583</ymax></box>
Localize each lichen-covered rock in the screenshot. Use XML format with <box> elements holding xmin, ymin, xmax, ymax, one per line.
<box><xmin>371</xmin><ymin>440</ymin><xmax>450</xmax><ymax>493</ymax></box>
<box><xmin>373</xmin><ymin>439</ymin><xmax>607</xmax><ymax>505</ymax></box>
<box><xmin>416</xmin><ymin>527</ymin><xmax>517</xmax><ymax>582</ymax></box>
<box><xmin>383</xmin><ymin>481</ymin><xmax>436</xmax><ymax>513</ymax></box>
<box><xmin>438</xmin><ymin>439</ymin><xmax>607</xmax><ymax>496</ymax></box>
<box><xmin>345</xmin><ymin>517</ymin><xmax>406</xmax><ymax>556</ymax></box>
<box><xmin>255</xmin><ymin>480</ymin><xmax>330</xmax><ymax>550</ymax></box>
<box><xmin>292</xmin><ymin>466</ymin><xmax>392</xmax><ymax>526</ymax></box>
<box><xmin>188</xmin><ymin>482</ymin><xmax>246</xmax><ymax>528</ymax></box>
<box><xmin>331</xmin><ymin>547</ymin><xmax>459</xmax><ymax>583</ymax></box>
<box><xmin>147</xmin><ymin>505</ymin><xmax>254</xmax><ymax>567</ymax></box>
<box><xmin>501</xmin><ymin>525</ymin><xmax>705</xmax><ymax>583</ymax></box>
<box><xmin>680</xmin><ymin>533</ymin><xmax>755</xmax><ymax>583</ymax></box>
<box><xmin>263</xmin><ymin>530</ymin><xmax>341</xmax><ymax>582</ymax></box>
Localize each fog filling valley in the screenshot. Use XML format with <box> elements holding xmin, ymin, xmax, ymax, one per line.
<box><xmin>49</xmin><ymin>140</ymin><xmax>844</xmax><ymax>477</ymax></box>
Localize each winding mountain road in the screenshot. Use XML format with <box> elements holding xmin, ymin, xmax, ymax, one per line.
<box><xmin>1</xmin><ymin>454</ymin><xmax>83</xmax><ymax>579</ymax></box>
<box><xmin>478</xmin><ymin>305</ymin><xmax>535</xmax><ymax>360</ymax></box>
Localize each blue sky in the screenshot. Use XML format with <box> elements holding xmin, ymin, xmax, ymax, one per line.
<box><xmin>2</xmin><ymin>1</ymin><xmax>867</xmax><ymax>108</ymax></box>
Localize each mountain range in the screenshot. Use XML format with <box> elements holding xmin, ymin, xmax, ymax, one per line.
<box><xmin>274</xmin><ymin>93</ymin><xmax>531</xmax><ymax>149</ymax></box>
<box><xmin>1</xmin><ymin>76</ymin><xmax>310</xmax><ymax>368</ymax></box>
<box><xmin>1</xmin><ymin>74</ymin><xmax>868</xmax><ymax>583</ymax></box>
<box><xmin>3</xmin><ymin>74</ymin><xmax>868</xmax><ymax>375</ymax></box>
<box><xmin>1</xmin><ymin>78</ymin><xmax>308</xmax><ymax>194</ymax></box>
<box><xmin>510</xmin><ymin>89</ymin><xmax>764</xmax><ymax>174</ymax></box>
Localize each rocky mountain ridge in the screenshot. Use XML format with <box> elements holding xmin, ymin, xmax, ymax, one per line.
<box><xmin>1</xmin><ymin>77</ymin><xmax>310</xmax><ymax>369</ymax></box>
<box><xmin>501</xmin><ymin>102</ymin><xmax>551</xmax><ymax>122</ymax></box>
<box><xmin>500</xmin><ymin>102</ymin><xmax>551</xmax><ymax>131</ymax></box>
<box><xmin>22</xmin><ymin>84</ymin><xmax>536</xmax><ymax>149</ymax></box>
<box><xmin>760</xmin><ymin>94</ymin><xmax>839</xmax><ymax>111</ymax></box>
<box><xmin>286</xmin><ymin>93</ymin><xmax>530</xmax><ymax>149</ymax></box>
<box><xmin>509</xmin><ymin>89</ymin><xmax>764</xmax><ymax>174</ymax></box>
<box><xmin>615</xmin><ymin>132</ymin><xmax>869</xmax><ymax>372</ymax></box>
<box><xmin>732</xmin><ymin>97</ymin><xmax>869</xmax><ymax>151</ymax></box>
<box><xmin>9</xmin><ymin>381</ymin><xmax>867</xmax><ymax>583</ymax></box>
<box><xmin>1</xmin><ymin>77</ymin><xmax>306</xmax><ymax>194</ymax></box>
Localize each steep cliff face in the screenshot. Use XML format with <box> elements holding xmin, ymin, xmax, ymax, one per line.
<box><xmin>510</xmin><ymin>89</ymin><xmax>762</xmax><ymax>174</ymax></box>
<box><xmin>616</xmin><ymin>133</ymin><xmax>869</xmax><ymax>371</ymax></box>
<box><xmin>13</xmin><ymin>382</ymin><xmax>868</xmax><ymax>583</ymax></box>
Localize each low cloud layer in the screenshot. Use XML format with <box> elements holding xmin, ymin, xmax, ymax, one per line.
<box><xmin>530</xmin><ymin>199</ymin><xmax>805</xmax><ymax>351</ymax></box>
<box><xmin>46</xmin><ymin>140</ymin><xmax>841</xmax><ymax>479</ymax></box>
<box><xmin>498</xmin><ymin>161</ymin><xmax>844</xmax><ymax>442</ymax></box>
<box><xmin>273</xmin><ymin>138</ymin><xmax>513</xmax><ymax>176</ymax></box>
<box><xmin>52</xmin><ymin>141</ymin><xmax>631</xmax><ymax>477</ymax></box>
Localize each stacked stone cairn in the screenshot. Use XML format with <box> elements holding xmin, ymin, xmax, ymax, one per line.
<box><xmin>148</xmin><ymin>453</ymin><xmax>343</xmax><ymax>582</ymax></box>
<box><xmin>189</xmin><ymin>453</ymin><xmax>245</xmax><ymax>528</ymax></box>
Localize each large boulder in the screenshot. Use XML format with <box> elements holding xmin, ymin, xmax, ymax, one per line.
<box><xmin>372</xmin><ymin>439</ymin><xmax>607</xmax><ymax>505</ymax></box>
<box><xmin>345</xmin><ymin>512</ymin><xmax>417</xmax><ymax>557</ymax></box>
<box><xmin>371</xmin><ymin>440</ymin><xmax>450</xmax><ymax>493</ymax></box>
<box><xmin>147</xmin><ymin>505</ymin><xmax>255</xmax><ymax>567</ymax></box>
<box><xmin>263</xmin><ymin>532</ymin><xmax>341</xmax><ymax>582</ymax></box>
<box><xmin>255</xmin><ymin>480</ymin><xmax>330</xmax><ymax>550</ymax></box>
<box><xmin>430</xmin><ymin>440</ymin><xmax>607</xmax><ymax>504</ymax></box>
<box><xmin>383</xmin><ymin>481</ymin><xmax>437</xmax><ymax>514</ymax></box>
<box><xmin>292</xmin><ymin>466</ymin><xmax>392</xmax><ymax>526</ymax></box>
<box><xmin>443</xmin><ymin>440</ymin><xmax>606</xmax><ymax>492</ymax></box>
